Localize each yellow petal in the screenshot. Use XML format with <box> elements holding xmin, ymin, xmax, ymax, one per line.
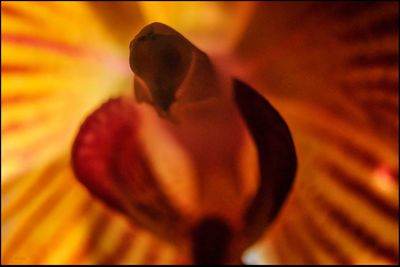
<box><xmin>1</xmin><ymin>1</ymin><xmax>131</xmax><ymax>181</ymax></box>
<box><xmin>1</xmin><ymin>154</ymin><xmax>181</xmax><ymax>264</ymax></box>
<box><xmin>137</xmin><ymin>1</ymin><xmax>256</xmax><ymax>54</ymax></box>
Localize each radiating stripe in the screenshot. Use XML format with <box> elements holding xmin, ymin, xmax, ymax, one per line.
<box><xmin>2</xmin><ymin>158</ymin><xmax>66</xmax><ymax>223</ymax></box>
<box><xmin>300</xmin><ymin>122</ymin><xmax>395</xmax><ymax>171</ymax></box>
<box><xmin>347</xmin><ymin>52</ymin><xmax>399</xmax><ymax>68</ymax></box>
<box><xmin>322</xmin><ymin>161</ymin><xmax>398</xmax><ymax>220</ymax></box>
<box><xmin>32</xmin><ymin>199</ymin><xmax>95</xmax><ymax>264</ymax></box>
<box><xmin>3</xmin><ymin>132</ymin><xmax>67</xmax><ymax>164</ymax></box>
<box><xmin>294</xmin><ymin>185</ymin><xmax>396</xmax><ymax>264</ymax></box>
<box><xmin>2</xmin><ymin>99</ymin><xmax>68</xmax><ymax>125</ymax></box>
<box><xmin>346</xmin><ymin>90</ymin><xmax>398</xmax><ymax>112</ymax></box>
<box><xmin>341</xmin><ymin>67</ymin><xmax>398</xmax><ymax>86</ymax></box>
<box><xmin>2</xmin><ymin>120</ymin><xmax>67</xmax><ymax>151</ymax></box>
<box><xmin>281</xmin><ymin>194</ymin><xmax>342</xmax><ymax>264</ymax></box>
<box><xmin>2</xmin><ymin>183</ymin><xmax>71</xmax><ymax>263</ymax></box>
<box><xmin>96</xmin><ymin>230</ymin><xmax>135</xmax><ymax>264</ymax></box>
<box><xmin>280</xmin><ymin>223</ymin><xmax>317</xmax><ymax>264</ymax></box>
<box><xmin>69</xmin><ymin>212</ymin><xmax>113</xmax><ymax>264</ymax></box>
<box><xmin>305</xmin><ymin>126</ymin><xmax>377</xmax><ymax>167</ymax></box>
<box><xmin>2</xmin><ymin>131</ymin><xmax>69</xmax><ymax>167</ymax></box>
<box><xmin>1</xmin><ymin>92</ymin><xmax>48</xmax><ymax>105</ymax></box>
<box><xmin>1</xmin><ymin>4</ymin><xmax>43</xmax><ymax>26</ymax></box>
<box><xmin>341</xmin><ymin>79</ymin><xmax>398</xmax><ymax>94</ymax></box>
<box><xmin>1</xmin><ymin>114</ymin><xmax>50</xmax><ymax>134</ymax></box>
<box><xmin>297</xmin><ymin>179</ymin><xmax>396</xmax><ymax>263</ymax></box>
<box><xmin>7</xmin><ymin>185</ymin><xmax>85</xmax><ymax>264</ymax></box>
<box><xmin>2</xmin><ymin>33</ymin><xmax>87</xmax><ymax>56</ymax></box>
<box><xmin>294</xmin><ymin>196</ymin><xmax>352</xmax><ymax>264</ymax></box>
<box><xmin>312</xmin><ymin>168</ymin><xmax>398</xmax><ymax>246</ymax></box>
<box><xmin>340</xmin><ymin>14</ymin><xmax>399</xmax><ymax>42</ymax></box>
<box><xmin>311</xmin><ymin>193</ymin><xmax>398</xmax><ymax>263</ymax></box>
<box><xmin>280</xmin><ymin>187</ymin><xmax>366</xmax><ymax>264</ymax></box>
<box><xmin>1</xmin><ymin>1</ymin><xmax>135</xmax><ymax>264</ymax></box>
<box><xmin>38</xmin><ymin>203</ymin><xmax>105</xmax><ymax>264</ymax></box>
<box><xmin>232</xmin><ymin>2</ymin><xmax>398</xmax><ymax>264</ymax></box>
<box><xmin>119</xmin><ymin>231</ymin><xmax>160</xmax><ymax>264</ymax></box>
<box><xmin>1</xmin><ymin>43</ymin><xmax>83</xmax><ymax>68</ymax></box>
<box><xmin>1</xmin><ymin>64</ymin><xmax>43</xmax><ymax>74</ymax></box>
<box><xmin>75</xmin><ymin>209</ymin><xmax>140</xmax><ymax>265</ymax></box>
<box><xmin>1</xmin><ymin>170</ymin><xmax>26</xmax><ymax>196</ymax></box>
<box><xmin>1</xmin><ymin>160</ymin><xmax>70</xmax><ymax>225</ymax></box>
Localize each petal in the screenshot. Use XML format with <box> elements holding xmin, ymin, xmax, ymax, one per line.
<box><xmin>137</xmin><ymin>2</ymin><xmax>256</xmax><ymax>54</ymax></box>
<box><xmin>1</xmin><ymin>155</ymin><xmax>181</xmax><ymax>264</ymax></box>
<box><xmin>233</xmin><ymin>79</ymin><xmax>297</xmax><ymax>245</ymax></box>
<box><xmin>1</xmin><ymin>1</ymin><xmax>130</xmax><ymax>181</ymax></box>
<box><xmin>72</xmin><ymin>97</ymin><xmax>186</xmax><ymax>243</ymax></box>
<box><xmin>232</xmin><ymin>2</ymin><xmax>398</xmax><ymax>264</ymax></box>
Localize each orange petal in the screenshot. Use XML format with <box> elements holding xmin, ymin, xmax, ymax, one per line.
<box><xmin>232</xmin><ymin>2</ymin><xmax>398</xmax><ymax>264</ymax></box>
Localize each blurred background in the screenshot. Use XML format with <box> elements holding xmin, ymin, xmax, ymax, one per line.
<box><xmin>1</xmin><ymin>1</ymin><xmax>398</xmax><ymax>264</ymax></box>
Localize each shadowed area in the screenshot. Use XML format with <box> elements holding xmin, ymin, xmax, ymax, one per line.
<box><xmin>191</xmin><ymin>217</ymin><xmax>233</xmax><ymax>265</ymax></box>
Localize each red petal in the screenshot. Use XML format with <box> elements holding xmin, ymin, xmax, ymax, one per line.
<box><xmin>71</xmin><ymin>97</ymin><xmax>184</xmax><ymax>242</ymax></box>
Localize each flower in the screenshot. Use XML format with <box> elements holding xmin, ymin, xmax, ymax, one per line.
<box><xmin>2</xmin><ymin>1</ymin><xmax>398</xmax><ymax>265</ymax></box>
<box><xmin>71</xmin><ymin>22</ymin><xmax>297</xmax><ymax>264</ymax></box>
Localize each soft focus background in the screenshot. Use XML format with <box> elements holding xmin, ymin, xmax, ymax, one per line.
<box><xmin>1</xmin><ymin>1</ymin><xmax>398</xmax><ymax>264</ymax></box>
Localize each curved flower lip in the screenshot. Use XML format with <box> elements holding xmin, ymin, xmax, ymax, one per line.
<box><xmin>71</xmin><ymin>97</ymin><xmax>187</xmax><ymax>244</ymax></box>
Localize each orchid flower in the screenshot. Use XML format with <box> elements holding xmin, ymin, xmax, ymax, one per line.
<box><xmin>72</xmin><ymin>22</ymin><xmax>297</xmax><ymax>264</ymax></box>
<box><xmin>2</xmin><ymin>1</ymin><xmax>398</xmax><ymax>265</ymax></box>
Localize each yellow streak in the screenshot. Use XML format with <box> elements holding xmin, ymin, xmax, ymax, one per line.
<box><xmin>6</xmin><ymin>185</ymin><xmax>83</xmax><ymax>263</ymax></box>
<box><xmin>41</xmin><ymin>204</ymin><xmax>104</xmax><ymax>264</ymax></box>
<box><xmin>314</xmin><ymin>172</ymin><xmax>398</xmax><ymax>248</ymax></box>
<box><xmin>2</xmin><ymin>168</ymin><xmax>72</xmax><ymax>263</ymax></box>
<box><xmin>118</xmin><ymin>232</ymin><xmax>153</xmax><ymax>264</ymax></box>
<box><xmin>79</xmin><ymin>212</ymin><xmax>134</xmax><ymax>264</ymax></box>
